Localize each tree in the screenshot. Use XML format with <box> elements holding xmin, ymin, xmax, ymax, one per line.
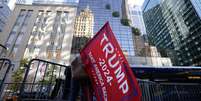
<box><xmin>132</xmin><ymin>27</ymin><xmax>141</xmax><ymax>36</ymax></box>
<box><xmin>139</xmin><ymin>48</ymin><xmax>146</xmax><ymax>57</ymax></box>
<box><xmin>10</xmin><ymin>58</ymin><xmax>28</xmax><ymax>92</ymax></box>
<box><xmin>105</xmin><ymin>4</ymin><xmax>111</xmax><ymax>10</ymax></box>
<box><xmin>112</xmin><ymin>11</ymin><xmax>120</xmax><ymax>17</ymax></box>
<box><xmin>120</xmin><ymin>19</ymin><xmax>130</xmax><ymax>26</ymax></box>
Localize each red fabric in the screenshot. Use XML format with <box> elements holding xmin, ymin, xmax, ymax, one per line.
<box><xmin>80</xmin><ymin>22</ymin><xmax>141</xmax><ymax>101</ymax></box>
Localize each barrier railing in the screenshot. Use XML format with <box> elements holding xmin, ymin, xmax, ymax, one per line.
<box><xmin>0</xmin><ymin>44</ymin><xmax>7</xmax><ymax>57</ymax></box>
<box><xmin>2</xmin><ymin>80</ymin><xmax>201</xmax><ymax>101</ymax></box>
<box><xmin>0</xmin><ymin>58</ymin><xmax>201</xmax><ymax>101</ymax></box>
<box><xmin>0</xmin><ymin>58</ymin><xmax>70</xmax><ymax>101</ymax></box>
<box><xmin>17</xmin><ymin>59</ymin><xmax>70</xmax><ymax>101</ymax></box>
<box><xmin>139</xmin><ymin>80</ymin><xmax>201</xmax><ymax>101</ymax></box>
<box><xmin>0</xmin><ymin>58</ymin><xmax>12</xmax><ymax>99</ymax></box>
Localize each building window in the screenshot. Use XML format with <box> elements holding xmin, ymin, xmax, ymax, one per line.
<box><xmin>27</xmin><ymin>10</ymin><xmax>33</xmax><ymax>17</ymax></box>
<box><xmin>15</xmin><ymin>33</ymin><xmax>23</xmax><ymax>45</ymax></box>
<box><xmin>6</xmin><ymin>34</ymin><xmax>15</xmax><ymax>44</ymax></box>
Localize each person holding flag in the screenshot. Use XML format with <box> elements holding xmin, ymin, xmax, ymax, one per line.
<box><xmin>69</xmin><ymin>22</ymin><xmax>141</xmax><ymax>101</ymax></box>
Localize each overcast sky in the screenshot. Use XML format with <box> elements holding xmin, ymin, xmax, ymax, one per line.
<box><xmin>128</xmin><ymin>0</ymin><xmax>145</xmax><ymax>6</ymax></box>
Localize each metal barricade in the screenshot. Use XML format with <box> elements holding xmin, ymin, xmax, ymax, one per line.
<box><xmin>0</xmin><ymin>44</ymin><xmax>7</xmax><ymax>57</ymax></box>
<box><xmin>1</xmin><ymin>58</ymin><xmax>201</xmax><ymax>101</ymax></box>
<box><xmin>18</xmin><ymin>59</ymin><xmax>70</xmax><ymax>101</ymax></box>
<box><xmin>1</xmin><ymin>82</ymin><xmax>22</xmax><ymax>101</ymax></box>
<box><xmin>1</xmin><ymin>59</ymin><xmax>70</xmax><ymax>101</ymax></box>
<box><xmin>0</xmin><ymin>58</ymin><xmax>12</xmax><ymax>100</ymax></box>
<box><xmin>139</xmin><ymin>80</ymin><xmax>201</xmax><ymax>101</ymax></box>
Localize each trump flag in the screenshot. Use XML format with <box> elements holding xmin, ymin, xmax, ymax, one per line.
<box><xmin>80</xmin><ymin>22</ymin><xmax>141</xmax><ymax>101</ymax></box>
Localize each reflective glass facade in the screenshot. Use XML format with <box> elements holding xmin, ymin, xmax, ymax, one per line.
<box><xmin>191</xmin><ymin>0</ymin><xmax>201</xmax><ymax>18</ymax></box>
<box><xmin>128</xmin><ymin>5</ymin><xmax>147</xmax><ymax>35</ymax></box>
<box><xmin>143</xmin><ymin>0</ymin><xmax>201</xmax><ymax>66</ymax></box>
<box><xmin>78</xmin><ymin>0</ymin><xmax>135</xmax><ymax>56</ymax></box>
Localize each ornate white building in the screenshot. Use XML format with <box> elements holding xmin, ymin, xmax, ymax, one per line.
<box><xmin>0</xmin><ymin>3</ymin><xmax>77</xmax><ymax>69</ymax></box>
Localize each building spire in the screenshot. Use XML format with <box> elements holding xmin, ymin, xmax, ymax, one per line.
<box><xmin>83</xmin><ymin>5</ymin><xmax>91</xmax><ymax>13</ymax></box>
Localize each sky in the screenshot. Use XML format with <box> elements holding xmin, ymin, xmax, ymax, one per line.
<box><xmin>25</xmin><ymin>0</ymin><xmax>145</xmax><ymax>6</ymax></box>
<box><xmin>128</xmin><ymin>0</ymin><xmax>145</xmax><ymax>6</ymax></box>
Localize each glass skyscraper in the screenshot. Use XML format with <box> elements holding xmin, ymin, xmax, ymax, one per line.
<box><xmin>128</xmin><ymin>5</ymin><xmax>146</xmax><ymax>35</ymax></box>
<box><xmin>77</xmin><ymin>0</ymin><xmax>135</xmax><ymax>56</ymax></box>
<box><xmin>191</xmin><ymin>0</ymin><xmax>201</xmax><ymax>18</ymax></box>
<box><xmin>142</xmin><ymin>0</ymin><xmax>201</xmax><ymax>66</ymax></box>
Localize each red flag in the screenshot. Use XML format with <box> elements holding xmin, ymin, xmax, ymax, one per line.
<box><xmin>80</xmin><ymin>22</ymin><xmax>141</xmax><ymax>101</ymax></box>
